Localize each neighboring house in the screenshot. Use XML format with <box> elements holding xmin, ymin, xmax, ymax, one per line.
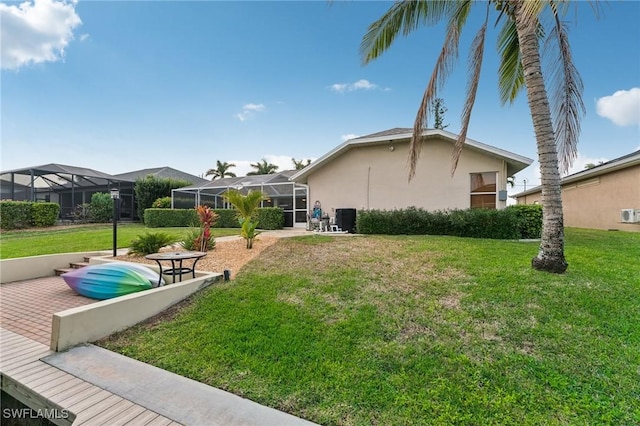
<box><xmin>0</xmin><ymin>164</ymin><xmax>207</xmax><ymax>221</ymax></box>
<box><xmin>515</xmin><ymin>150</ymin><xmax>640</xmax><ymax>232</ymax></box>
<box><xmin>290</xmin><ymin>128</ymin><xmax>533</xmax><ymax>217</ymax></box>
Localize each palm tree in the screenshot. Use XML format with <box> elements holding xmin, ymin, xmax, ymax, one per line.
<box><xmin>223</xmin><ymin>189</ymin><xmax>266</xmax><ymax>249</ymax></box>
<box><xmin>362</xmin><ymin>1</ymin><xmax>590</xmax><ymax>273</ymax></box>
<box><xmin>205</xmin><ymin>160</ymin><xmax>237</xmax><ymax>180</ymax></box>
<box><xmin>247</xmin><ymin>159</ymin><xmax>279</xmax><ymax>176</ymax></box>
<box><xmin>292</xmin><ymin>158</ymin><xmax>312</xmax><ymax>170</ymax></box>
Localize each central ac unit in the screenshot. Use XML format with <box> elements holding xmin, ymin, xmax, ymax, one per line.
<box><xmin>620</xmin><ymin>209</ymin><xmax>640</xmax><ymax>223</ymax></box>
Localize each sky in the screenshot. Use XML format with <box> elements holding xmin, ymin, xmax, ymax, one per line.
<box><xmin>1</xmin><ymin>0</ymin><xmax>639</xmax><ymax>197</ymax></box>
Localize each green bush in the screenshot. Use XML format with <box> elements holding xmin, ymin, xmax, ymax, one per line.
<box><xmin>144</xmin><ymin>207</ymin><xmax>285</xmax><ymax>229</ymax></box>
<box><xmin>144</xmin><ymin>208</ymin><xmax>198</xmax><ymax>228</ymax></box>
<box><xmin>0</xmin><ymin>201</ymin><xmax>33</xmax><ymax>230</ymax></box>
<box><xmin>180</xmin><ymin>227</ymin><xmax>216</xmax><ymax>251</ymax></box>
<box><xmin>31</xmin><ymin>202</ymin><xmax>60</xmax><ymax>227</ymax></box>
<box><xmin>134</xmin><ymin>175</ymin><xmax>192</xmax><ymax>223</ymax></box>
<box><xmin>357</xmin><ymin>207</ymin><xmax>522</xmax><ymax>239</ymax></box>
<box><xmin>507</xmin><ymin>204</ymin><xmax>543</xmax><ymax>239</ymax></box>
<box><xmin>256</xmin><ymin>207</ymin><xmax>284</xmax><ymax>230</ymax></box>
<box><xmin>128</xmin><ymin>232</ymin><xmax>177</xmax><ymax>255</ymax></box>
<box><xmin>88</xmin><ymin>192</ymin><xmax>113</xmax><ymax>223</ymax></box>
<box><xmin>212</xmin><ymin>209</ymin><xmax>239</xmax><ymax>228</ymax></box>
<box><xmin>152</xmin><ymin>196</ymin><xmax>172</xmax><ymax>209</ymax></box>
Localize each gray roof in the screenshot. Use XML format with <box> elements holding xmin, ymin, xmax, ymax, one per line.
<box><xmin>291</xmin><ymin>128</ymin><xmax>533</xmax><ymax>182</ymax></box>
<box><xmin>113</xmin><ymin>167</ymin><xmax>209</xmax><ymax>185</ymax></box>
<box><xmin>175</xmin><ymin>170</ymin><xmax>299</xmax><ymax>196</ymax></box>
<box><xmin>0</xmin><ymin>163</ymin><xmax>129</xmax><ymax>190</ymax></box>
<box><xmin>515</xmin><ymin>149</ymin><xmax>640</xmax><ymax>197</ymax></box>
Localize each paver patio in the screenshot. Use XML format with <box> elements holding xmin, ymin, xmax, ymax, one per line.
<box><xmin>0</xmin><ymin>276</ymin><xmax>95</xmax><ymax>345</ymax></box>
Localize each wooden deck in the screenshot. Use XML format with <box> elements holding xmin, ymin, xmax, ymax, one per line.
<box><xmin>0</xmin><ymin>327</ymin><xmax>181</xmax><ymax>426</ymax></box>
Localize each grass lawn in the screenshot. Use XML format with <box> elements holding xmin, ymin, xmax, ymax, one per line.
<box><xmin>0</xmin><ymin>224</ymin><xmax>239</xmax><ymax>259</ymax></box>
<box><xmin>97</xmin><ymin>229</ymin><xmax>640</xmax><ymax>424</ymax></box>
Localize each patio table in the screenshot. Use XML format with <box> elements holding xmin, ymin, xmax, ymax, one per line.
<box><xmin>144</xmin><ymin>251</ymin><xmax>207</xmax><ymax>286</ymax></box>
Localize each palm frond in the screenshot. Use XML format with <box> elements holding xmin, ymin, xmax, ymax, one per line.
<box><xmin>451</xmin><ymin>5</ymin><xmax>489</xmax><ymax>176</ymax></box>
<box><xmin>544</xmin><ymin>8</ymin><xmax>585</xmax><ymax>174</ymax></box>
<box><xmin>497</xmin><ymin>18</ymin><xmax>524</xmax><ymax>104</ymax></box>
<box><xmin>407</xmin><ymin>0</ymin><xmax>471</xmax><ymax>181</ymax></box>
<box><xmin>360</xmin><ymin>0</ymin><xmax>452</xmax><ymax>64</ymax></box>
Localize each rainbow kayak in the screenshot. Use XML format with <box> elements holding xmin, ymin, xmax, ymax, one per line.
<box><xmin>62</xmin><ymin>263</ymin><xmax>162</xmax><ymax>300</ymax></box>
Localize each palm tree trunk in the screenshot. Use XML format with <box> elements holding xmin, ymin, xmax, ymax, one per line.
<box><xmin>514</xmin><ymin>2</ymin><xmax>568</xmax><ymax>273</ymax></box>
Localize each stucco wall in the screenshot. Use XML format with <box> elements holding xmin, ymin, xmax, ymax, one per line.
<box><xmin>517</xmin><ymin>166</ymin><xmax>640</xmax><ymax>231</ymax></box>
<box><xmin>307</xmin><ymin>138</ymin><xmax>508</xmax><ymax>216</ymax></box>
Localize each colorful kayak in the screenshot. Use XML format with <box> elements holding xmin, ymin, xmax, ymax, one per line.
<box><xmin>62</xmin><ymin>263</ymin><xmax>162</xmax><ymax>300</ymax></box>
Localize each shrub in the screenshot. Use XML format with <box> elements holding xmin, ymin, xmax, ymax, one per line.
<box><xmin>0</xmin><ymin>201</ymin><xmax>32</xmax><ymax>230</ymax></box>
<box><xmin>134</xmin><ymin>175</ymin><xmax>192</xmax><ymax>223</ymax></box>
<box><xmin>507</xmin><ymin>204</ymin><xmax>543</xmax><ymax>239</ymax></box>
<box><xmin>31</xmin><ymin>202</ymin><xmax>60</xmax><ymax>227</ymax></box>
<box><xmin>180</xmin><ymin>227</ymin><xmax>216</xmax><ymax>251</ymax></box>
<box><xmin>71</xmin><ymin>204</ymin><xmax>92</xmax><ymax>223</ymax></box>
<box><xmin>144</xmin><ymin>208</ymin><xmax>198</xmax><ymax>228</ymax></box>
<box><xmin>193</xmin><ymin>205</ymin><xmax>218</xmax><ymax>251</ymax></box>
<box><xmin>212</xmin><ymin>209</ymin><xmax>238</xmax><ymax>228</ymax></box>
<box><xmin>128</xmin><ymin>232</ymin><xmax>177</xmax><ymax>255</ymax></box>
<box><xmin>256</xmin><ymin>207</ymin><xmax>284</xmax><ymax>230</ymax></box>
<box><xmin>357</xmin><ymin>207</ymin><xmax>522</xmax><ymax>239</ymax></box>
<box><xmin>87</xmin><ymin>192</ymin><xmax>113</xmax><ymax>223</ymax></box>
<box><xmin>152</xmin><ymin>196</ymin><xmax>172</xmax><ymax>209</ymax></box>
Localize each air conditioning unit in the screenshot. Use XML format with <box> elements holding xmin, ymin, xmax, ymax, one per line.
<box><xmin>620</xmin><ymin>209</ymin><xmax>640</xmax><ymax>223</ymax></box>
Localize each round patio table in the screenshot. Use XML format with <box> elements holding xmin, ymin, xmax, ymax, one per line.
<box><xmin>144</xmin><ymin>251</ymin><xmax>207</xmax><ymax>286</ymax></box>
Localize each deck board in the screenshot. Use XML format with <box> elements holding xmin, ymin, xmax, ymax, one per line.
<box><xmin>1</xmin><ymin>328</ymin><xmax>181</xmax><ymax>426</ymax></box>
<box><xmin>106</xmin><ymin>404</ymin><xmax>148</xmax><ymax>426</ymax></box>
<box><xmin>78</xmin><ymin>399</ymin><xmax>136</xmax><ymax>425</ymax></box>
<box><xmin>125</xmin><ymin>410</ymin><xmax>161</xmax><ymax>426</ymax></box>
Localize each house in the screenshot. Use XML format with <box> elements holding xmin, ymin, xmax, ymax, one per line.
<box><xmin>515</xmin><ymin>150</ymin><xmax>640</xmax><ymax>232</ymax></box>
<box><xmin>290</xmin><ymin>128</ymin><xmax>533</xmax><ymax>219</ymax></box>
<box><xmin>0</xmin><ymin>164</ymin><xmax>208</xmax><ymax>221</ymax></box>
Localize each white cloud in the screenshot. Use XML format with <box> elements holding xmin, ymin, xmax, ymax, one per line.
<box><xmin>235</xmin><ymin>103</ymin><xmax>266</xmax><ymax>121</ymax></box>
<box><xmin>596</xmin><ymin>88</ymin><xmax>640</xmax><ymax>126</ymax></box>
<box><xmin>79</xmin><ymin>33</ymin><xmax>89</xmax><ymax>42</ymax></box>
<box><xmin>0</xmin><ymin>0</ymin><xmax>82</xmax><ymax>70</ymax></box>
<box><xmin>329</xmin><ymin>79</ymin><xmax>388</xmax><ymax>93</ymax></box>
<box><xmin>341</xmin><ymin>134</ymin><xmax>360</xmax><ymax>141</ymax></box>
<box><xmin>564</xmin><ymin>152</ymin><xmax>609</xmax><ymax>176</ymax></box>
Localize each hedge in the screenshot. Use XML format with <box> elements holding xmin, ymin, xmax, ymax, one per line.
<box><xmin>144</xmin><ymin>207</ymin><xmax>285</xmax><ymax>230</ymax></box>
<box><xmin>357</xmin><ymin>206</ymin><xmax>542</xmax><ymax>240</ymax></box>
<box><xmin>144</xmin><ymin>209</ymin><xmax>198</xmax><ymax>228</ymax></box>
<box><xmin>256</xmin><ymin>208</ymin><xmax>285</xmax><ymax>230</ymax></box>
<box><xmin>0</xmin><ymin>201</ymin><xmax>59</xmax><ymax>230</ymax></box>
<box><xmin>31</xmin><ymin>203</ymin><xmax>60</xmax><ymax>227</ymax></box>
<box><xmin>506</xmin><ymin>204</ymin><xmax>543</xmax><ymax>239</ymax></box>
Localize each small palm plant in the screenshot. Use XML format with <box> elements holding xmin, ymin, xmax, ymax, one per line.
<box><xmin>223</xmin><ymin>189</ymin><xmax>266</xmax><ymax>249</ymax></box>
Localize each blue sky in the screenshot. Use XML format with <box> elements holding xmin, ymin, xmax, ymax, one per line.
<box><xmin>2</xmin><ymin>0</ymin><xmax>639</xmax><ymax>195</ymax></box>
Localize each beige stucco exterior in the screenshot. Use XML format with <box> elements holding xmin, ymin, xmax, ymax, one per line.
<box><xmin>516</xmin><ymin>161</ymin><xmax>640</xmax><ymax>232</ymax></box>
<box><xmin>304</xmin><ymin>137</ymin><xmax>513</xmax><ymax>215</ymax></box>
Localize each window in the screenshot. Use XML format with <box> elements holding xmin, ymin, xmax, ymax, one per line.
<box><xmin>470</xmin><ymin>172</ymin><xmax>497</xmax><ymax>209</ymax></box>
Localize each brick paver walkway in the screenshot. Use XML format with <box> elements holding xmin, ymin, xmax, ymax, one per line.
<box><xmin>0</xmin><ymin>276</ymin><xmax>95</xmax><ymax>345</ymax></box>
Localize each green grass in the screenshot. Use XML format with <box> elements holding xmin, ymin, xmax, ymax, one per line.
<box><xmin>75</xmin><ymin>228</ymin><xmax>640</xmax><ymax>423</ymax></box>
<box><xmin>0</xmin><ymin>224</ymin><xmax>239</xmax><ymax>259</ymax></box>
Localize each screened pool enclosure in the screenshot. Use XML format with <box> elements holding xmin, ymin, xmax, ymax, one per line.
<box><xmin>171</xmin><ymin>171</ymin><xmax>309</xmax><ymax>227</ymax></box>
